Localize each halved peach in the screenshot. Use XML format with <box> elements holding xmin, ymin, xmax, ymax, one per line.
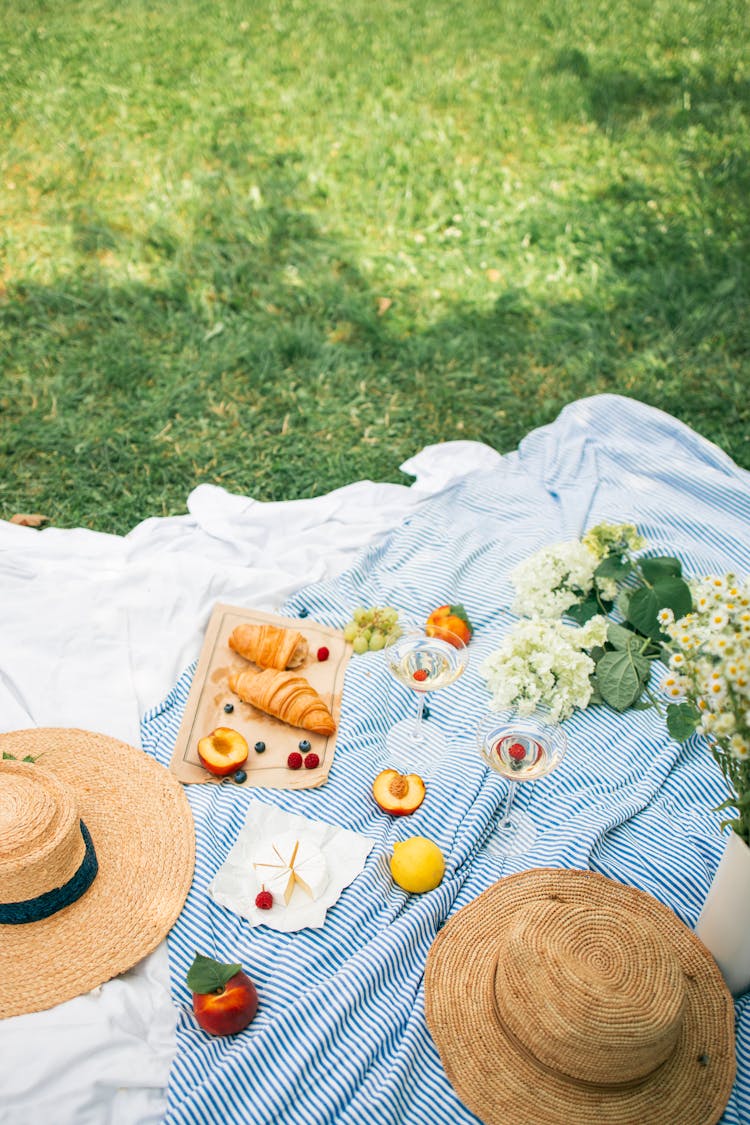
<box><xmin>372</xmin><ymin>769</ymin><xmax>426</xmax><ymax>816</ymax></box>
<box><xmin>197</xmin><ymin>727</ymin><xmax>249</xmax><ymax>777</ymax></box>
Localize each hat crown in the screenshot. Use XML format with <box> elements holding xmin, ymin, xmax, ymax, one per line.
<box><xmin>0</xmin><ymin>761</ymin><xmax>87</xmax><ymax>904</ymax></box>
<box><xmin>493</xmin><ymin>897</ymin><xmax>686</xmax><ymax>1086</ymax></box>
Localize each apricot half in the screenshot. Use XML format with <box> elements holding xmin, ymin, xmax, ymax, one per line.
<box><xmin>372</xmin><ymin>769</ymin><xmax>426</xmax><ymax>816</ymax></box>
<box><xmin>198</xmin><ymin>727</ymin><xmax>249</xmax><ymax>777</ymax></box>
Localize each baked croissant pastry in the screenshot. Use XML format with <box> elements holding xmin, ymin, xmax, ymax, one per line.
<box><xmin>228</xmin><ymin>623</ymin><xmax>309</xmax><ymax>670</ymax></box>
<box><xmin>228</xmin><ymin>668</ymin><xmax>336</xmax><ymax>735</ymax></box>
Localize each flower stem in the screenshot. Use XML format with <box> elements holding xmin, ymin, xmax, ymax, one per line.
<box><xmin>642</xmin><ymin>683</ymin><xmax>665</xmax><ymax>716</ymax></box>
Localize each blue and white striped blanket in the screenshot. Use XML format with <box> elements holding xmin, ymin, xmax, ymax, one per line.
<box><xmin>143</xmin><ymin>395</ymin><xmax>750</xmax><ymax>1124</ymax></box>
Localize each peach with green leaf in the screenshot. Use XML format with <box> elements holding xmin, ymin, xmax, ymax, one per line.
<box><xmin>187</xmin><ymin>952</ymin><xmax>259</xmax><ymax>1036</ymax></box>
<box><xmin>425</xmin><ymin>604</ymin><xmax>473</xmax><ymax>647</ymax></box>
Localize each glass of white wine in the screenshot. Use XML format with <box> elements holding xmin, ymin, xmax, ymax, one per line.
<box><xmin>476</xmin><ymin>710</ymin><xmax>567</xmax><ymax>857</ymax></box>
<box><xmin>384</xmin><ymin>627</ymin><xmax>468</xmax><ymax>776</ymax></box>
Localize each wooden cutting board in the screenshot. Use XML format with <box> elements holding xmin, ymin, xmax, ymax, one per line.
<box><xmin>169</xmin><ymin>603</ymin><xmax>350</xmax><ymax>789</ymax></box>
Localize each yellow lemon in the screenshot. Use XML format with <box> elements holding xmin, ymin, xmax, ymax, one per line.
<box><xmin>390</xmin><ymin>836</ymin><xmax>445</xmax><ymax>893</ymax></box>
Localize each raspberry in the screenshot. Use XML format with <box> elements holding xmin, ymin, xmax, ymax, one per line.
<box><xmin>508</xmin><ymin>742</ymin><xmax>526</xmax><ymax>762</ymax></box>
<box><xmin>287</xmin><ymin>752</ymin><xmax>303</xmax><ymax>770</ymax></box>
<box><xmin>255</xmin><ymin>889</ymin><xmax>273</xmax><ymax>910</ymax></box>
<box><xmin>304</xmin><ymin>753</ymin><xmax>320</xmax><ymax>769</ymax></box>
<box><xmin>317</xmin><ymin>646</ymin><xmax>330</xmax><ymax>662</ymax></box>
<box><xmin>412</xmin><ymin>668</ymin><xmax>428</xmax><ymax>682</ymax></box>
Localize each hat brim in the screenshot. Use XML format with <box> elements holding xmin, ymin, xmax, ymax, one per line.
<box><xmin>425</xmin><ymin>868</ymin><xmax>735</xmax><ymax>1125</ymax></box>
<box><xmin>0</xmin><ymin>728</ymin><xmax>195</xmax><ymax>1019</ymax></box>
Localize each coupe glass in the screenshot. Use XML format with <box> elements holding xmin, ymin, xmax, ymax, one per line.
<box><xmin>476</xmin><ymin>710</ymin><xmax>567</xmax><ymax>857</ymax></box>
<box><xmin>384</xmin><ymin>627</ymin><xmax>468</xmax><ymax>776</ymax></box>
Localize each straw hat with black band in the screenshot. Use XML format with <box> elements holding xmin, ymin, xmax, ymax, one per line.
<box><xmin>425</xmin><ymin>868</ymin><xmax>736</xmax><ymax>1125</ymax></box>
<box><xmin>0</xmin><ymin>728</ymin><xmax>195</xmax><ymax>1020</ymax></box>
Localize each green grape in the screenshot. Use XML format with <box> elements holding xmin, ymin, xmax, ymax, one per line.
<box><xmin>345</xmin><ymin>604</ymin><xmax>405</xmax><ymax>653</ymax></box>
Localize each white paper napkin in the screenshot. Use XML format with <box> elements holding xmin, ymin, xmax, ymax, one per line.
<box><xmin>208</xmin><ymin>800</ymin><xmax>375</xmax><ymax>931</ymax></box>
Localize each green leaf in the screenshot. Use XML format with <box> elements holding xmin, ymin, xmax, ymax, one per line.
<box><xmin>595</xmin><ymin>650</ymin><xmax>647</xmax><ymax>711</ymax></box>
<box><xmin>22</xmin><ymin>755</ymin><xmax>36</xmax><ymax>763</ymax></box>
<box><xmin>607</xmin><ymin>623</ymin><xmax>644</xmax><ymax>652</ymax></box>
<box><xmin>666</xmin><ymin>702</ymin><xmax>700</xmax><ymax>742</ymax></box>
<box><xmin>652</xmin><ymin>576</ymin><xmax>692</xmax><ymax>619</ymax></box>
<box><xmin>186</xmin><ymin>952</ymin><xmax>242</xmax><ymax>995</ymax></box>
<box><xmin>626</xmin><ymin>577</ymin><xmax>691</xmax><ymax>641</ymax></box>
<box><xmin>566</xmin><ymin>594</ymin><xmax>601</xmax><ymax>625</ymax></box>
<box><xmin>627</xmin><ymin>587</ymin><xmax>664</xmax><ymax>640</ymax></box>
<box><xmin>594</xmin><ymin>555</ymin><xmax>633</xmax><ymax>581</ymax></box>
<box><xmin>447</xmin><ymin>604</ymin><xmax>471</xmax><ymax>627</ymax></box>
<box><xmin>640</xmin><ymin>556</ymin><xmax>682</xmax><ymax>583</ymax></box>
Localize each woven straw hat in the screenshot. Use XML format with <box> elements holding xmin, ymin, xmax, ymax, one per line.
<box><xmin>425</xmin><ymin>868</ymin><xmax>735</xmax><ymax>1125</ymax></box>
<box><xmin>0</xmin><ymin>728</ymin><xmax>195</xmax><ymax>1019</ymax></box>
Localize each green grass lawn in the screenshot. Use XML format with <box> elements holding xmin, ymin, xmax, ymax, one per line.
<box><xmin>2</xmin><ymin>0</ymin><xmax>748</xmax><ymax>532</ymax></box>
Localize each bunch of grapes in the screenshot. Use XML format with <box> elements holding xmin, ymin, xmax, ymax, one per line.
<box><xmin>343</xmin><ymin>606</ymin><xmax>402</xmax><ymax>654</ymax></box>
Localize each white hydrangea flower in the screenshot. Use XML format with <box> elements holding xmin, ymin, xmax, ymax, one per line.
<box><xmin>480</xmin><ymin>618</ymin><xmax>604</xmax><ymax>722</ymax></box>
<box><xmin>510</xmin><ymin>540</ymin><xmax>599</xmax><ymax>619</ymax></box>
<box><xmin>597</xmin><ymin>578</ymin><xmax>618</xmax><ymax>602</ymax></box>
<box><xmin>580</xmin><ymin>615</ymin><xmax>609</xmax><ymax>648</ymax></box>
<box><xmin>581</xmin><ymin>522</ymin><xmax>646</xmax><ymax>559</ymax></box>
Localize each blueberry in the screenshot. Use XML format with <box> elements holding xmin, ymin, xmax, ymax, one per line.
<box><xmin>223</xmin><ymin>702</ymin><xmax>234</xmax><ymax>713</ymax></box>
<box><xmin>298</xmin><ymin>607</ymin><xmax>309</xmax><ymax>618</ymax></box>
<box><xmin>299</xmin><ymin>739</ymin><xmax>312</xmax><ymax>753</ymax></box>
<box><xmin>422</xmin><ymin>707</ymin><xmax>430</xmax><ymax>719</ymax></box>
<box><xmin>254</xmin><ymin>741</ymin><xmax>266</xmax><ymax>754</ymax></box>
<box><xmin>233</xmin><ymin>769</ymin><xmax>247</xmax><ymax>784</ymax></box>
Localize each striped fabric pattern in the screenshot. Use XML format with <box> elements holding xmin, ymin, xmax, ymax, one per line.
<box><xmin>142</xmin><ymin>395</ymin><xmax>750</xmax><ymax>1124</ymax></box>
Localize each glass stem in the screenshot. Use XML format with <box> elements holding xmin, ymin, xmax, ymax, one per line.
<box><xmin>412</xmin><ymin>692</ymin><xmax>426</xmax><ymax>742</ymax></box>
<box><xmin>498</xmin><ymin>780</ymin><xmax>518</xmax><ymax>829</ymax></box>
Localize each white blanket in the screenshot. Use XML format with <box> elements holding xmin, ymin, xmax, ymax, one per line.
<box><xmin>5</xmin><ymin>393</ymin><xmax>748</xmax><ymax>1125</ymax></box>
<box><xmin>0</xmin><ymin>439</ymin><xmax>498</xmax><ymax>1125</ymax></box>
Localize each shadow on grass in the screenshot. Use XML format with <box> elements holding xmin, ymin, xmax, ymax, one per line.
<box><xmin>1</xmin><ymin>138</ymin><xmax>749</xmax><ymax>530</ymax></box>
<box><xmin>552</xmin><ymin>49</ymin><xmax>750</xmax><ymax>133</ymax></box>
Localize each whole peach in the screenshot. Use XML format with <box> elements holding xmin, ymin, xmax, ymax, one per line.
<box><xmin>192</xmin><ymin>970</ymin><xmax>259</xmax><ymax>1036</ymax></box>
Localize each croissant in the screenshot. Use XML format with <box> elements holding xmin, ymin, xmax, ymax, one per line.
<box><xmin>228</xmin><ymin>624</ymin><xmax>309</xmax><ymax>670</ymax></box>
<box><xmin>228</xmin><ymin>668</ymin><xmax>336</xmax><ymax>735</ymax></box>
